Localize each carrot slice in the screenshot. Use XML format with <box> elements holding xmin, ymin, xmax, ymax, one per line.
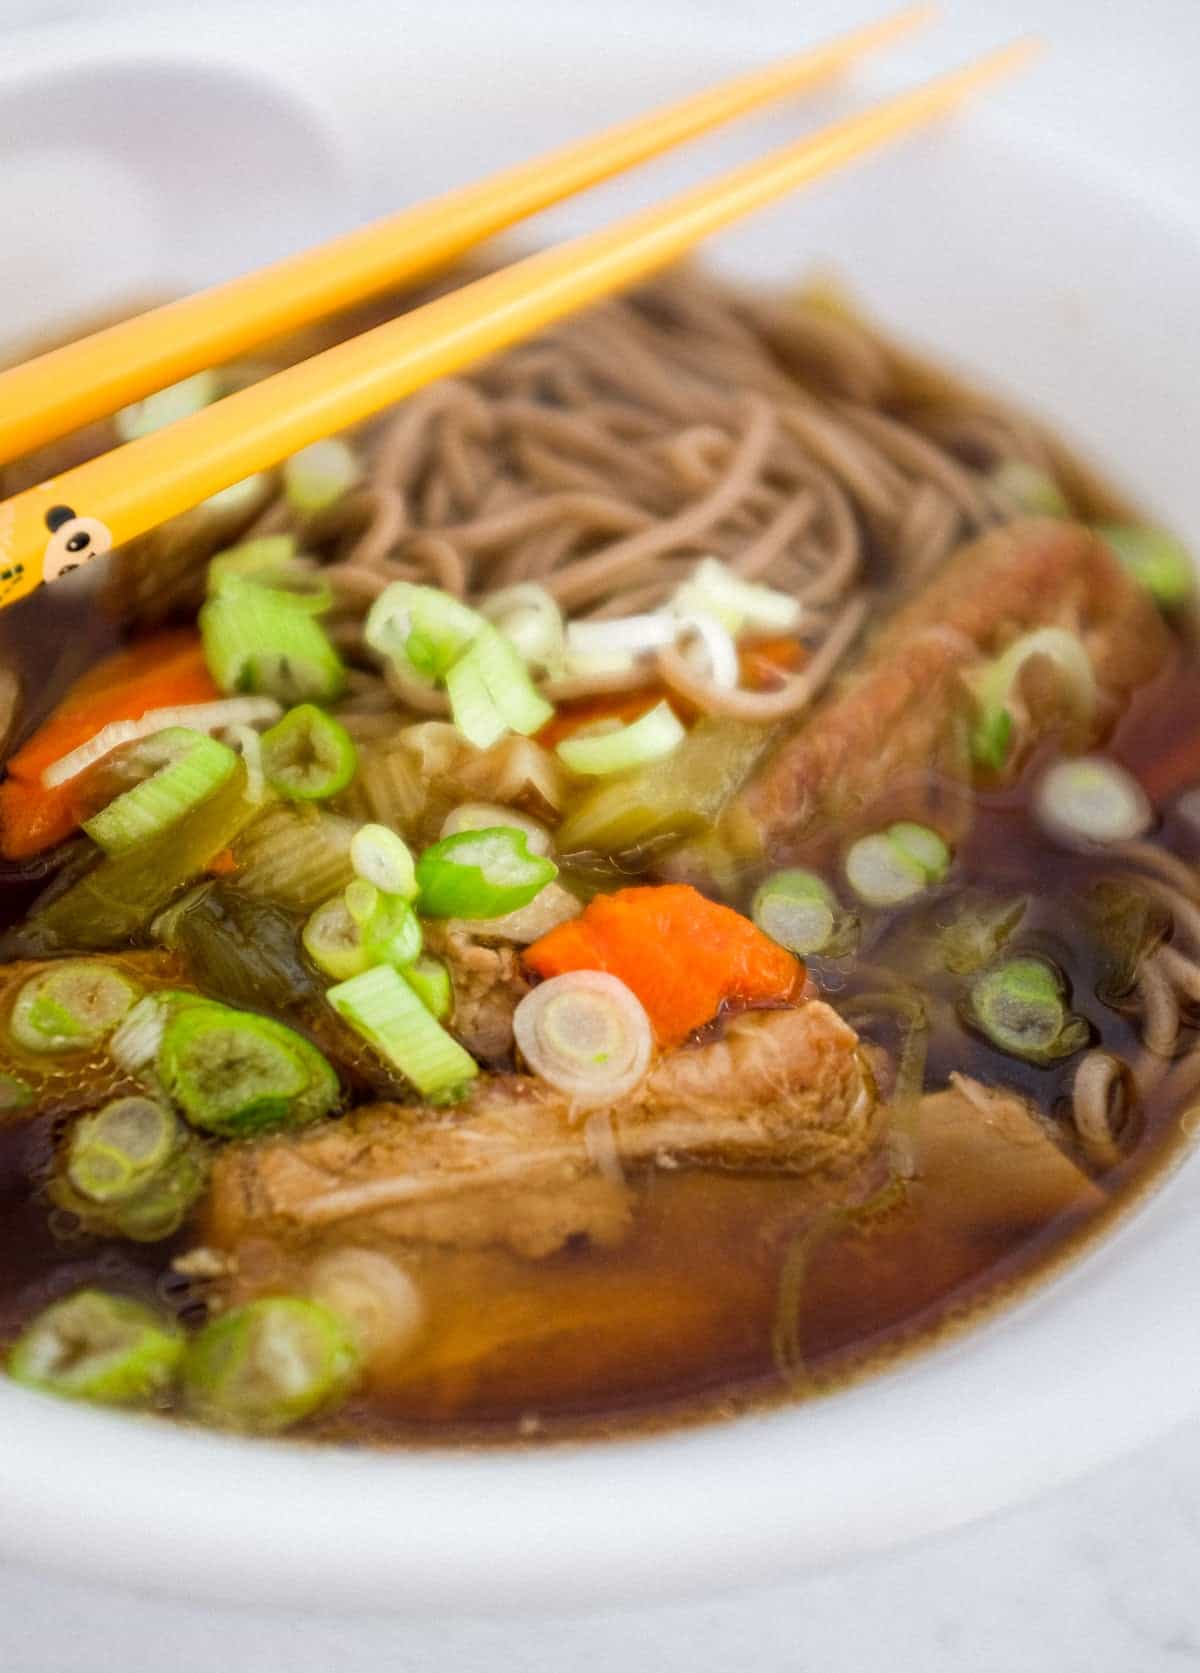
<box><xmin>525</xmin><ymin>883</ymin><xmax>801</xmax><ymax>1048</ymax></box>
<box><xmin>0</xmin><ymin>629</ymin><xmax>218</xmax><ymax>859</ymax></box>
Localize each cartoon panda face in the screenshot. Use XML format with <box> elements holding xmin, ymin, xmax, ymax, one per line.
<box><xmin>42</xmin><ymin>504</ymin><xmax>113</xmax><ymax>585</ymax></box>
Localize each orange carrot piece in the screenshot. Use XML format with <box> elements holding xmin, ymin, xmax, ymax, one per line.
<box><xmin>739</xmin><ymin>636</ymin><xmax>805</xmax><ymax>690</ymax></box>
<box><xmin>206</xmin><ymin>847</ymin><xmax>239</xmax><ymax>877</ymax></box>
<box><xmin>525</xmin><ymin>883</ymin><xmax>801</xmax><ymax>1048</ymax></box>
<box><xmin>0</xmin><ymin>629</ymin><xmax>218</xmax><ymax>860</ymax></box>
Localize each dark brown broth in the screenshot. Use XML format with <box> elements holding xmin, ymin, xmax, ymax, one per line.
<box><xmin>0</xmin><ymin>627</ymin><xmax>1197</xmax><ymax>1448</ymax></box>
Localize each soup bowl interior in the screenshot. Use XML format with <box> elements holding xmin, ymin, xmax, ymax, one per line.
<box><xmin>0</xmin><ymin>0</ymin><xmax>1198</xmax><ymax>1614</ymax></box>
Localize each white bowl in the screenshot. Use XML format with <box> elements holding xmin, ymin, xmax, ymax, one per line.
<box><xmin>1</xmin><ymin>0</ymin><xmax>1198</xmax><ymax>1615</ymax></box>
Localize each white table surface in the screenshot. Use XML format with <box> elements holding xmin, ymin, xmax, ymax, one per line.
<box><xmin>1</xmin><ymin>0</ymin><xmax>1199</xmax><ymax>1665</ymax></box>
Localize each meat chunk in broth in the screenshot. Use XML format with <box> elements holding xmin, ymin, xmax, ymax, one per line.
<box><xmin>204</xmin><ymin>1003</ymin><xmax>879</xmax><ymax>1262</ymax></box>
<box><xmin>728</xmin><ymin>519</ymin><xmax>1171</xmax><ymax>862</ymax></box>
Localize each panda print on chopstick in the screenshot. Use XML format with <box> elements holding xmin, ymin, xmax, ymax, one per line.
<box><xmin>40</xmin><ymin>505</ymin><xmax>113</xmax><ymax>584</ymax></box>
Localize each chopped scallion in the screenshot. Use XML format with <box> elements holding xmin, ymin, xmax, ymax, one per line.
<box><xmin>447</xmin><ymin>625</ymin><xmax>553</xmax><ymax>744</ymax></box>
<box><xmin>672</xmin><ymin>555</ymin><xmax>800</xmax><ymax>635</ymax></box>
<box><xmin>157</xmin><ymin>1001</ymin><xmax>339</xmax><ymax>1136</ymax></box>
<box><xmin>961</xmin><ymin>955</ymin><xmax>1089</xmax><ymax>1065</ymax></box>
<box><xmin>416</xmin><ymin>827</ymin><xmax>557</xmax><ymax>919</ymax></box>
<box><xmin>512</xmin><ymin>970</ymin><xmax>653</xmax><ymax>1108</ymax></box>
<box><xmin>349</xmin><ymin>823</ymin><xmax>417</xmax><ymax>899</ymax></box>
<box><xmin>480</xmin><ymin>584</ymin><xmax>565</xmax><ymax>673</ymax></box>
<box><xmin>556</xmin><ymin>700</ymin><xmax>685</xmax><ymax>777</ymax></box>
<box><xmin>968</xmin><ymin>628</ymin><xmax>1095</xmax><ymax>771</ymax></box>
<box><xmin>201</xmin><ymin>583</ymin><xmax>345</xmax><ymax>703</ymax></box>
<box><xmin>115</xmin><ymin>370</ymin><xmax>218</xmax><ymax>443</ymax></box>
<box><xmin>402</xmin><ymin>954</ymin><xmax>452</xmax><ymax>1020</ymax></box>
<box><xmin>283</xmin><ymin>437</ymin><xmax>361</xmax><ymax>515</ymax></box>
<box><xmin>845</xmin><ymin>823</ymin><xmax>951</xmax><ymax>908</ymax></box>
<box><xmin>82</xmin><ymin>727</ymin><xmax>238</xmax><ymax>855</ymax></box>
<box><xmin>752</xmin><ymin>869</ymin><xmax>844</xmax><ymax>956</ymax></box>
<box><xmin>1098</xmin><ymin>524</ymin><xmax>1193</xmax><ymax>609</ymax></box>
<box><xmin>302</xmin><ymin>896</ymin><xmax>371</xmax><ymax>982</ymax></box>
<box><xmin>1035</xmin><ymin>755</ymin><xmax>1153</xmax><ymax>846</ymax></box>
<box><xmin>9</xmin><ymin>961</ymin><xmax>141</xmax><ymax>1054</ymax></box>
<box><xmin>260</xmin><ymin>705</ymin><xmax>357</xmax><ymax>801</ymax></box>
<box><xmin>53</xmin><ymin>1096</ymin><xmax>208</xmax><ymax>1242</ymax></box>
<box><xmin>440</xmin><ymin>802</ymin><xmax>552</xmax><ymax>855</ymax></box>
<box><xmin>182</xmin><ymin>1297</ymin><xmax>360</xmax><ymax>1433</ymax></box>
<box><xmin>328</xmin><ymin>964</ymin><xmax>477</xmax><ymax>1101</ymax></box>
<box><xmin>9</xmin><ymin>1290</ymin><xmax>183</xmax><ymax>1406</ymax></box>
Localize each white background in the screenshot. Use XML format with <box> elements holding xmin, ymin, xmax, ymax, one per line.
<box><xmin>1</xmin><ymin>0</ymin><xmax>1200</xmax><ymax>1666</ymax></box>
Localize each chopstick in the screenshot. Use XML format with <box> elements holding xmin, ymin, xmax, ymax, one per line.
<box><xmin>0</xmin><ymin>5</ymin><xmax>932</xmax><ymax>465</ymax></box>
<box><xmin>0</xmin><ymin>40</ymin><xmax>1036</xmax><ymax>612</ymax></box>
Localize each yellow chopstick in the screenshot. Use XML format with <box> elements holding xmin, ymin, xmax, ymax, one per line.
<box><xmin>0</xmin><ymin>6</ymin><xmax>931</xmax><ymax>466</ymax></box>
<box><xmin>0</xmin><ymin>41</ymin><xmax>1036</xmax><ymax>612</ymax></box>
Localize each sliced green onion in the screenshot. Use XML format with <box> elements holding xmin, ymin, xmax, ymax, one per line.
<box><xmin>115</xmin><ymin>370</ymin><xmax>219</xmax><ymax>443</ymax></box>
<box><xmin>157</xmin><ymin>1002</ymin><xmax>339</xmax><ymax>1136</ymax></box>
<box><xmin>350</xmin><ymin>823</ymin><xmax>417</xmax><ymax>899</ymax></box>
<box><xmin>971</xmin><ymin>706</ymin><xmax>1014</xmax><ymax>774</ymax></box>
<box><xmin>21</xmin><ymin>764</ymin><xmax>260</xmax><ymax>952</ymax></box>
<box><xmin>752</xmin><ymin>869</ymin><xmax>843</xmax><ymax>956</ymax></box>
<box><xmin>109</xmin><ymin>992</ymin><xmax>175</xmax><ymax>1076</ymax></box>
<box><xmin>261</xmin><ymin>705</ymin><xmax>357</xmax><ymax>801</ymax></box>
<box><xmin>9</xmin><ymin>961</ymin><xmax>140</xmax><ymax>1054</ymax></box>
<box><xmin>182</xmin><ymin>1297</ymin><xmax>360</xmax><ymax>1433</ymax></box>
<box><xmin>988</xmin><ymin>460</ymin><xmax>1070</xmax><ymax>517</ymax></box>
<box><xmin>283</xmin><ymin>437</ymin><xmax>360</xmax><ymax>515</ymax></box>
<box><xmin>441</xmin><ymin>802</ymin><xmax>552</xmax><ymax>855</ymax></box>
<box><xmin>961</xmin><ymin>955</ymin><xmax>1089</xmax><ymax>1064</ymax></box>
<box><xmin>401</xmin><ymin>954</ymin><xmax>452</xmax><ymax>1020</ymax></box>
<box><xmin>344</xmin><ymin>883</ymin><xmax>422</xmax><ymax>968</ymax></box>
<box><xmin>365</xmin><ymin>583</ymin><xmax>482</xmax><ymax>680</ymax></box>
<box><xmin>556</xmin><ymin>701</ymin><xmax>685</xmax><ymax>777</ymax></box>
<box><xmin>512</xmin><ymin>970</ymin><xmax>653</xmax><ymax>1108</ymax></box>
<box><xmin>54</xmin><ymin>1096</ymin><xmax>207</xmax><ymax>1242</ymax></box>
<box><xmin>305</xmin><ymin>1249</ymin><xmax>425</xmax><ymax>1369</ymax></box>
<box><xmin>67</xmin><ymin>1096</ymin><xmax>177</xmax><ymax>1202</ymax></box>
<box><xmin>82</xmin><ymin>727</ymin><xmax>238</xmax><ymax>855</ymax></box>
<box><xmin>480</xmin><ymin>584</ymin><xmax>565</xmax><ymax>673</ymax></box>
<box><xmin>845</xmin><ymin>843</ymin><xmax>928</xmax><ymax>906</ymax></box>
<box><xmin>888</xmin><ymin>822</ymin><xmax>951</xmax><ymax>880</ymax></box>
<box><xmin>9</xmin><ymin>1290</ymin><xmax>182</xmax><ymax>1405</ymax></box>
<box><xmin>207</xmin><ymin>535</ymin><xmax>332</xmax><ymax>613</ymax></box>
<box><xmin>563</xmin><ymin>614</ymin><xmax>672</xmax><ymax>679</ymax></box>
<box><xmin>303</xmin><ymin>896</ymin><xmax>371</xmax><ymax>982</ymax></box>
<box><xmin>1035</xmin><ymin>756</ymin><xmax>1152</xmax><ymax>846</ymax></box>
<box><xmin>1098</xmin><ymin>524</ymin><xmax>1193</xmax><ymax>608</ymax></box>
<box><xmin>328</xmin><ymin>964</ymin><xmax>477</xmax><ymax>1101</ymax></box>
<box><xmin>443</xmin><ymin>648</ymin><xmax>506</xmax><ymax>749</ymax></box>
<box><xmin>447</xmin><ymin>625</ymin><xmax>553</xmax><ymax>745</ymax></box>
<box><xmin>845</xmin><ymin>823</ymin><xmax>950</xmax><ymax>908</ymax></box>
<box><xmin>222</xmin><ymin>722</ymin><xmax>266</xmax><ymax>803</ymax></box>
<box><xmin>0</xmin><ymin>1072</ymin><xmax>33</xmax><ymax>1113</ymax></box>
<box><xmin>201</xmin><ymin>584</ymin><xmax>345</xmax><ymax>703</ymax></box>
<box><xmin>416</xmin><ymin>827</ymin><xmax>557</xmax><ymax>918</ymax></box>
<box><xmin>232</xmin><ymin>803</ymin><xmax>357</xmax><ymax>912</ymax></box>
<box><xmin>201</xmin><ymin>472</ymin><xmax>270</xmax><ymax>521</ymax></box>
<box><xmin>968</xmin><ymin>628</ymin><xmax>1096</xmax><ymax>771</ymax></box>
<box><xmin>672</xmin><ymin>556</ymin><xmax>801</xmax><ymax>635</ymax></box>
